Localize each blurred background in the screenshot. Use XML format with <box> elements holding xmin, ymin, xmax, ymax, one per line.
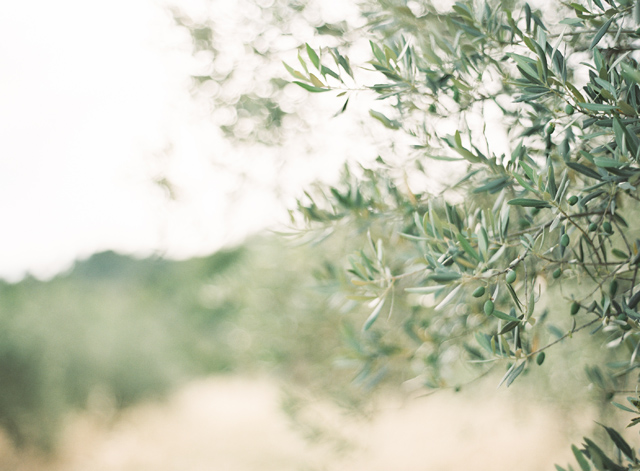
<box><xmin>0</xmin><ymin>0</ymin><xmax>592</xmax><ymax>469</ymax></box>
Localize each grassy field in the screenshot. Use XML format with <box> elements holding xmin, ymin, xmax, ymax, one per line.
<box><xmin>0</xmin><ymin>374</ymin><xmax>590</xmax><ymax>471</ymax></box>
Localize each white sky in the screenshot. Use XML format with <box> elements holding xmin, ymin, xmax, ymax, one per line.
<box><xmin>0</xmin><ymin>0</ymin><xmax>376</xmax><ymax>281</ymax></box>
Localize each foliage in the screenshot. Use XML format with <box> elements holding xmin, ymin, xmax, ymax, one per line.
<box><xmin>170</xmin><ymin>0</ymin><xmax>356</xmax><ymax>145</ymax></box>
<box><xmin>0</xmin><ymin>238</ymin><xmax>347</xmax><ymax>452</ymax></box>
<box><xmin>283</xmin><ymin>0</ymin><xmax>640</xmax><ymax>468</ymax></box>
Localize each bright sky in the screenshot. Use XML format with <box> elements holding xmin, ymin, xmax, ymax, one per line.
<box><xmin>0</xmin><ymin>0</ymin><xmax>374</xmax><ymax>281</ymax></box>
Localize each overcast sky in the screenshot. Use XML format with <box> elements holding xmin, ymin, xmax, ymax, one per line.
<box><xmin>0</xmin><ymin>0</ymin><xmax>377</xmax><ymax>281</ymax></box>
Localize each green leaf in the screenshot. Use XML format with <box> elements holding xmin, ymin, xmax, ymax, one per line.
<box><xmin>293</xmin><ymin>81</ymin><xmax>329</xmax><ymax>93</ymax></box>
<box><xmin>577</xmin><ymin>102</ymin><xmax>617</xmax><ymax>112</ymax></box>
<box><xmin>363</xmin><ymin>298</ymin><xmax>385</xmax><ymax>331</ymax></box>
<box><xmin>513</xmin><ymin>173</ymin><xmax>538</xmax><ymax>193</ymax></box>
<box><xmin>306</xmin><ymin>43</ymin><xmax>320</xmax><ymax>69</ymax></box>
<box><xmin>571</xmin><ymin>444</ymin><xmax>590</xmax><ymax>471</ymax></box>
<box><xmin>593</xmin><ymin>157</ymin><xmax>625</xmax><ymax>168</ymax></box>
<box><xmin>428</xmin><ymin>269</ymin><xmax>462</xmax><ymax>283</ymax></box>
<box><xmin>283</xmin><ymin>61</ymin><xmax>307</xmax><ymax>81</ymax></box>
<box><xmin>506</xmin><ymin>361</ymin><xmax>526</xmax><ymax>386</ymax></box>
<box><xmin>309</xmin><ymin>73</ymin><xmax>325</xmax><ymax>88</ymax></box>
<box><xmin>508</xmin><ymin>198</ymin><xmax>551</xmax><ymax>208</ymax></box>
<box><xmin>600</xmin><ymin>424</ymin><xmax>635</xmax><ymax>461</ymax></box>
<box><xmin>566</xmin><ymin>162</ymin><xmax>602</xmax><ymax>180</ymax></box>
<box><xmin>369</xmin><ymin>110</ymin><xmax>401</xmax><ymax>129</ymax></box>
<box><xmin>492</xmin><ymin>310</ymin><xmax>521</xmax><ymax>322</ymax></box>
<box><xmin>457</xmin><ymin>233</ymin><xmax>482</xmax><ymax>262</ymax></box>
<box><xmin>320</xmin><ymin>65</ymin><xmax>340</xmax><ymax>80</ymax></box>
<box><xmin>590</xmin><ymin>16</ymin><xmax>614</xmax><ymax>50</ymax></box>
<box><xmin>475</xmin><ymin>332</ymin><xmax>493</xmax><ymax>354</ymax></box>
<box><xmin>621</xmin><ymin>62</ymin><xmax>640</xmax><ymax>85</ymax></box>
<box><xmin>612</xmin><ymin>402</ymin><xmax>637</xmax><ymax>413</ymax></box>
<box><xmin>478</xmin><ymin>226</ymin><xmax>489</xmax><ymax>261</ymax></box>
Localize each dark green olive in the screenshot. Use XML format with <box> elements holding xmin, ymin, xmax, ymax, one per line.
<box><xmin>570</xmin><ymin>301</ymin><xmax>580</xmax><ymax>315</ymax></box>
<box><xmin>588</xmin><ymin>222</ymin><xmax>597</xmax><ymax>232</ymax></box>
<box><xmin>567</xmin><ymin>195</ymin><xmax>578</xmax><ymax>206</ymax></box>
<box><xmin>610</xmin><ymin>280</ymin><xmax>618</xmax><ymax>298</ymax></box>
<box><xmin>565</xmin><ymin>104</ymin><xmax>574</xmax><ymax>115</ymax></box>
<box><xmin>561</xmin><ymin>234</ymin><xmax>570</xmax><ymax>247</ymax></box>
<box><xmin>536</xmin><ymin>352</ymin><xmax>546</xmax><ymax>365</ymax></box>
<box><xmin>472</xmin><ymin>286</ymin><xmax>486</xmax><ymax>298</ymax></box>
<box><xmin>553</xmin><ymin>268</ymin><xmax>562</xmax><ymax>279</ymax></box>
<box><xmin>603</xmin><ymin>221</ymin><xmax>613</xmax><ymax>234</ymax></box>
<box><xmin>506</xmin><ymin>270</ymin><xmax>516</xmax><ymax>284</ymax></box>
<box><xmin>546</xmin><ymin>123</ymin><xmax>555</xmax><ymax>134</ymax></box>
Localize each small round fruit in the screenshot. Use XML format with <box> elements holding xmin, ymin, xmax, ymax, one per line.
<box><xmin>428</xmin><ymin>103</ymin><xmax>436</xmax><ymax>113</ymax></box>
<box><xmin>484</xmin><ymin>299</ymin><xmax>495</xmax><ymax>315</ymax></box>
<box><xmin>565</xmin><ymin>104</ymin><xmax>575</xmax><ymax>115</ymax></box>
<box><xmin>536</xmin><ymin>352</ymin><xmax>546</xmax><ymax>366</ymax></box>
<box><xmin>546</xmin><ymin>123</ymin><xmax>555</xmax><ymax>134</ymax></box>
<box><xmin>506</xmin><ymin>270</ymin><xmax>516</xmax><ymax>284</ymax></box>
<box><xmin>472</xmin><ymin>286</ymin><xmax>486</xmax><ymax>298</ymax></box>
<box><xmin>570</xmin><ymin>301</ymin><xmax>580</xmax><ymax>315</ymax></box>
<box><xmin>553</xmin><ymin>268</ymin><xmax>562</xmax><ymax>279</ymax></box>
<box><xmin>567</xmin><ymin>195</ymin><xmax>578</xmax><ymax>206</ymax></box>
<box><xmin>561</xmin><ymin>234</ymin><xmax>570</xmax><ymax>247</ymax></box>
<box><xmin>603</xmin><ymin>221</ymin><xmax>613</xmax><ymax>234</ymax></box>
<box><xmin>588</xmin><ymin>222</ymin><xmax>597</xmax><ymax>232</ymax></box>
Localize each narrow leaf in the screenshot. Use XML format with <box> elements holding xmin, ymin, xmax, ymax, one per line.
<box><xmin>590</xmin><ymin>17</ymin><xmax>614</xmax><ymax>50</ymax></box>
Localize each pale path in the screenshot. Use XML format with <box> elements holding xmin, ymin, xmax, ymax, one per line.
<box><xmin>0</xmin><ymin>375</ymin><xmax>586</xmax><ymax>471</ymax></box>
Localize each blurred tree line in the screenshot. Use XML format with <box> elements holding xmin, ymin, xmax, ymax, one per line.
<box><xmin>0</xmin><ymin>235</ymin><xmax>355</xmax><ymax>452</ymax></box>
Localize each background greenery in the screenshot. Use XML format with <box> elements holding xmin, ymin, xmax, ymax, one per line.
<box><xmin>0</xmin><ymin>235</ymin><xmax>358</xmax><ymax>451</ymax></box>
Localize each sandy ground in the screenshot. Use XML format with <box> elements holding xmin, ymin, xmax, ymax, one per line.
<box><xmin>0</xmin><ymin>375</ymin><xmax>591</xmax><ymax>471</ymax></box>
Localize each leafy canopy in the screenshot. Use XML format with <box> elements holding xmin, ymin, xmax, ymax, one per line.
<box><xmin>285</xmin><ymin>0</ymin><xmax>640</xmax><ymax>469</ymax></box>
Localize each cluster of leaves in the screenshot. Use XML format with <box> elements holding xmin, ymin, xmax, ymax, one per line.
<box><xmin>287</xmin><ymin>0</ymin><xmax>640</xmax><ymax>468</ymax></box>
<box><xmin>170</xmin><ymin>0</ymin><xmax>355</xmax><ymax>145</ymax></box>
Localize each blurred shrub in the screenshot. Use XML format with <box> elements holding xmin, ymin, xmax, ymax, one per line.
<box><xmin>0</xmin><ymin>235</ymin><xmax>361</xmax><ymax>451</ymax></box>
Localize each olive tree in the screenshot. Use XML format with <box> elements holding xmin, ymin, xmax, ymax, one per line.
<box><xmin>285</xmin><ymin>0</ymin><xmax>640</xmax><ymax>468</ymax></box>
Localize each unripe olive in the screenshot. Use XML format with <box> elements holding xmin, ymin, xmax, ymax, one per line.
<box><xmin>570</xmin><ymin>301</ymin><xmax>580</xmax><ymax>315</ymax></box>
<box><xmin>565</xmin><ymin>104</ymin><xmax>574</xmax><ymax>115</ymax></box>
<box><xmin>588</xmin><ymin>222</ymin><xmax>597</xmax><ymax>232</ymax></box>
<box><xmin>553</xmin><ymin>268</ymin><xmax>562</xmax><ymax>279</ymax></box>
<box><xmin>546</xmin><ymin>123</ymin><xmax>555</xmax><ymax>134</ymax></box>
<box><xmin>603</xmin><ymin>221</ymin><xmax>613</xmax><ymax>234</ymax></box>
<box><xmin>568</xmin><ymin>195</ymin><xmax>578</xmax><ymax>206</ymax></box>
<box><xmin>610</xmin><ymin>279</ymin><xmax>618</xmax><ymax>298</ymax></box>
<box><xmin>506</xmin><ymin>270</ymin><xmax>516</xmax><ymax>284</ymax></box>
<box><xmin>472</xmin><ymin>286</ymin><xmax>486</xmax><ymax>298</ymax></box>
<box><xmin>484</xmin><ymin>299</ymin><xmax>495</xmax><ymax>315</ymax></box>
<box><xmin>561</xmin><ymin>234</ymin><xmax>570</xmax><ymax>247</ymax></box>
<box><xmin>428</xmin><ymin>103</ymin><xmax>436</xmax><ymax>113</ymax></box>
<box><xmin>536</xmin><ymin>352</ymin><xmax>546</xmax><ymax>365</ymax></box>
